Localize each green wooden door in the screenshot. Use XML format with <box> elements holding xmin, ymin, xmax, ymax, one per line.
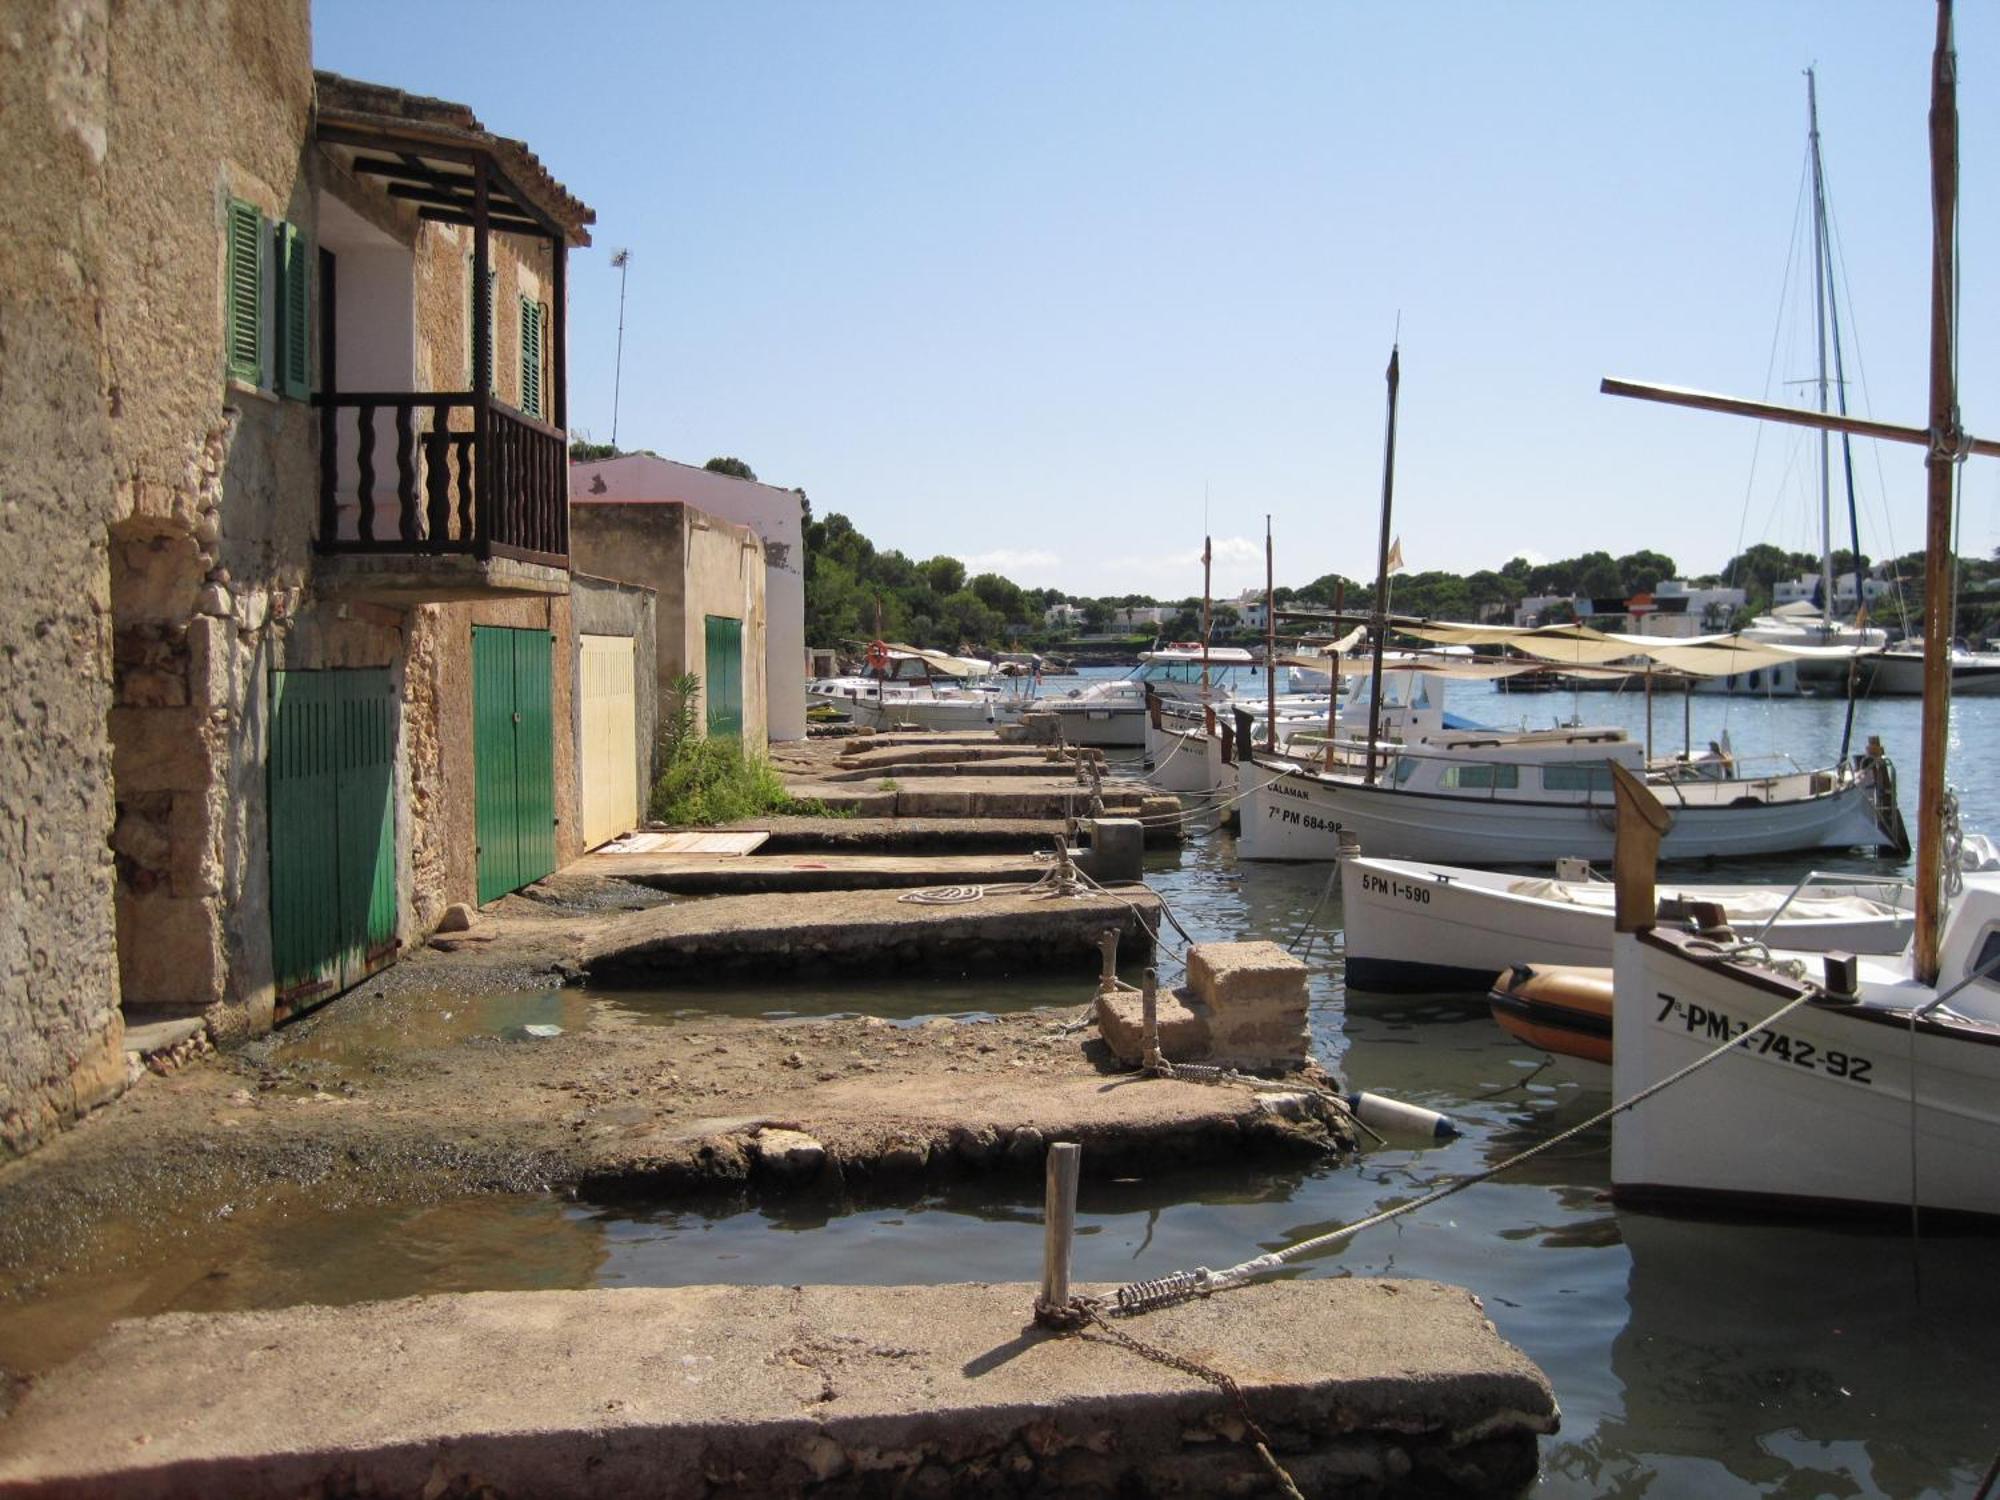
<box><xmin>268</xmin><ymin>668</ymin><xmax>398</xmax><ymax>1009</ymax></box>
<box><xmin>474</xmin><ymin>625</ymin><xmax>556</xmax><ymax>902</ymax></box>
<box><xmin>704</xmin><ymin>615</ymin><xmax>743</xmax><ymax>741</ymax></box>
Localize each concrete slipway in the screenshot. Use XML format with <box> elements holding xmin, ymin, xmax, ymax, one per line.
<box><xmin>0</xmin><ymin>1281</ymin><xmax>1557</xmax><ymax>1498</ymax></box>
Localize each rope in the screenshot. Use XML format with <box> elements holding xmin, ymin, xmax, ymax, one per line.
<box><xmin>1114</xmin><ymin>972</ymin><xmax>1825</xmax><ymax>1312</ymax></box>
<box><xmin>1039</xmin><ymin>1297</ymin><xmax>1305</xmax><ymax>1500</ymax></box>
<box><xmin>897</xmin><ymin>885</ymin><xmax>986</xmax><ymax>905</ymax></box>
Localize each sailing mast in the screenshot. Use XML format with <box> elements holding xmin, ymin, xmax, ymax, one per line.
<box><xmin>1808</xmin><ymin>68</ymin><xmax>1836</xmax><ymax>632</ymax></box>
<box><xmin>1364</xmin><ymin>345</ymin><xmax>1401</xmax><ymax>787</ymax></box>
<box><xmin>1200</xmin><ymin>535</ymin><xmax>1213</xmax><ymax>696</ymax></box>
<box><xmin>1915</xmin><ymin>0</ymin><xmax>1960</xmax><ymax>983</ymax></box>
<box><xmin>1264</xmin><ymin>515</ymin><xmax>1277</xmax><ymax>750</ymax></box>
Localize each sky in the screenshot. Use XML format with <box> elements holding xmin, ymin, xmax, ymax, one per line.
<box><xmin>315</xmin><ymin>2</ymin><xmax>1998</xmax><ymax>601</ymax></box>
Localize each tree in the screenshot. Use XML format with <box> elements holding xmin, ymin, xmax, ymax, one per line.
<box><xmin>1082</xmin><ymin>599</ymin><xmax>1114</xmax><ymax>632</ymax></box>
<box><xmin>968</xmin><ymin>572</ymin><xmax>1029</xmax><ymax>623</ymax></box>
<box><xmin>703</xmin><ymin>456</ymin><xmax>757</xmax><ymax>480</ymax></box>
<box><xmin>920</xmin><ymin>556</ymin><xmax>966</xmax><ymax>597</ymax></box>
<box><xmin>569</xmin><ymin>438</ymin><xmax>619</xmax><ymax>462</ymax></box>
<box><xmin>1615</xmin><ymin>549</ymin><xmax>1677</xmax><ymax>595</ymax></box>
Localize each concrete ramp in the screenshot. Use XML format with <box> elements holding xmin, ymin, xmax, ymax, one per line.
<box><xmin>0</xmin><ymin>1281</ymin><xmax>1557</xmax><ymax>1498</ymax></box>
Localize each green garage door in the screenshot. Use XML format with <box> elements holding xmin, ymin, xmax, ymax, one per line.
<box><xmin>704</xmin><ymin>614</ymin><xmax>743</xmax><ymax>741</ymax></box>
<box><xmin>268</xmin><ymin>668</ymin><xmax>399</xmax><ymax>1010</ymax></box>
<box><xmin>474</xmin><ymin>625</ymin><xmax>556</xmax><ymax>903</ymax></box>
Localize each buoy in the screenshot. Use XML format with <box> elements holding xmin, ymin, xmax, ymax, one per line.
<box><xmin>1346</xmin><ymin>1091</ymin><xmax>1462</xmax><ymax>1143</ymax></box>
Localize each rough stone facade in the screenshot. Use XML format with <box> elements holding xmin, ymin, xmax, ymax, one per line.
<box><xmin>0</xmin><ymin>0</ymin><xmax>592</xmax><ymax>1156</ymax></box>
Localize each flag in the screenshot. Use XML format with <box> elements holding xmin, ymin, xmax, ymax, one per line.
<box><xmin>1385</xmin><ymin>536</ymin><xmax>1406</xmax><ymax>576</ymax></box>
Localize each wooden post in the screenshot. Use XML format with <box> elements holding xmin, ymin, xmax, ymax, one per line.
<box><xmin>1915</xmin><ymin>0</ymin><xmax>1959</xmax><ymax>987</ymax></box>
<box><xmin>1037</xmin><ymin>1142</ymin><xmax>1082</xmax><ymax>1320</ymax></box>
<box><xmin>1643</xmin><ymin>666</ymin><xmax>1654</xmax><ymax>762</ymax></box>
<box><xmin>1610</xmin><ymin>762</ymin><xmax>1672</xmax><ymax>933</ymax></box>
<box><xmin>1141</xmin><ymin>966</ymin><xmax>1160</xmax><ymax>1066</ymax></box>
<box><xmin>1097</xmin><ymin>928</ymin><xmax>1118</xmax><ymax>993</ymax></box>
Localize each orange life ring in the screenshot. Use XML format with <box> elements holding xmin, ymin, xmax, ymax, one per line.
<box><xmin>865</xmin><ymin>640</ymin><xmax>892</xmax><ymax>673</ymax></box>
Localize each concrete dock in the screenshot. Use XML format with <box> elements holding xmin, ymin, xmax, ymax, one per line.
<box><xmin>580</xmin><ymin>884</ymin><xmax>1161</xmax><ymax>981</ymax></box>
<box><xmin>570</xmin><ymin>849</ymin><xmax>1060</xmax><ymax>895</ymax></box>
<box><xmin>0</xmin><ymin>1281</ymin><xmax>1558</xmax><ymax>1498</ymax></box>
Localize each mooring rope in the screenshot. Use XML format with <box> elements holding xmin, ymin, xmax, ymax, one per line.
<box><xmin>1110</xmin><ymin>975</ymin><xmax>1825</xmax><ymax>1313</ymax></box>
<box><xmin>897</xmin><ymin>885</ymin><xmax>987</xmax><ymax>905</ymax></box>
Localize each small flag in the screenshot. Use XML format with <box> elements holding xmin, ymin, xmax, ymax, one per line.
<box><xmin>1386</xmin><ymin>536</ymin><xmax>1406</xmax><ymax>576</ymax></box>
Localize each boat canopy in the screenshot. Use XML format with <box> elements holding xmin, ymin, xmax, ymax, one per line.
<box><xmin>1399</xmin><ymin>621</ymin><xmax>1879</xmax><ymax>677</ymax></box>
<box><xmin>878</xmin><ymin>643</ymin><xmax>993</xmax><ymax>678</ymax></box>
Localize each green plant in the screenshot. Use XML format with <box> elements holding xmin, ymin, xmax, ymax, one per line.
<box><xmin>878</xmin><ymin>777</ymin><xmax>899</xmax><ymax>792</ymax></box>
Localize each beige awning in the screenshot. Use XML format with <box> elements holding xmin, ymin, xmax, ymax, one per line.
<box><xmin>1400</xmin><ymin>622</ymin><xmax>1876</xmax><ymax>678</ymax></box>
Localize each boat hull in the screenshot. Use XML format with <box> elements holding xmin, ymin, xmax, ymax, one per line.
<box><xmin>1239</xmin><ymin>757</ymin><xmax>1892</xmax><ymax>865</ymax></box>
<box><xmin>1611</xmin><ymin>929</ymin><xmax>2000</xmax><ymax>1222</ymax></box>
<box><xmin>1340</xmin><ymin>856</ymin><xmax>1913</xmax><ymax>993</ymax></box>
<box><xmin>1046</xmin><ymin>704</ymin><xmax>1146</xmax><ymax>747</ymax></box>
<box><xmin>1862</xmin><ymin>652</ymin><xmax>2000</xmax><ymax>697</ymax></box>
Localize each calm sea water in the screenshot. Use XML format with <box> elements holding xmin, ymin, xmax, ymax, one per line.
<box><xmin>5</xmin><ymin>681</ymin><xmax>1994</xmax><ymax>1494</ymax></box>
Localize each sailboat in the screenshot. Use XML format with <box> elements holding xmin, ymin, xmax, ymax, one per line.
<box><xmin>1706</xmin><ymin>70</ymin><xmax>1889</xmax><ymax>698</ymax></box>
<box><xmin>1605</xmin><ymin>4</ymin><xmax>2000</xmax><ymax>1223</ymax></box>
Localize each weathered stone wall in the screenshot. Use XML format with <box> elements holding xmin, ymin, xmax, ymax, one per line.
<box><xmin>570</xmin><ymin>503</ymin><xmax>770</xmax><ymax>754</ymax></box>
<box><xmin>0</xmin><ymin>0</ymin><xmax>127</xmax><ymax>1155</ymax></box>
<box><xmin>573</xmin><ymin>573</ymin><xmax>661</xmax><ymax>791</ymax></box>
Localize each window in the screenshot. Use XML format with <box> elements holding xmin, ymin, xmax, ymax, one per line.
<box><xmin>518</xmin><ymin>295</ymin><xmax>546</xmax><ymax>419</ymax></box>
<box><xmin>1543</xmin><ymin>763</ymin><xmax>1615</xmax><ymax>794</ymax></box>
<box><xmin>1441</xmin><ymin>763</ymin><xmax>1518</xmax><ymax>790</ymax></box>
<box><xmin>224</xmin><ymin>198</ymin><xmax>309</xmax><ymax>398</ymax></box>
<box><xmin>1972</xmin><ymin>930</ymin><xmax>2000</xmax><ymax>991</ymax></box>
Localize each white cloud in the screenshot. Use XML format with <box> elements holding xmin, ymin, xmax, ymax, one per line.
<box><xmin>960</xmin><ymin>547</ymin><xmax>1063</xmax><ymax>575</ymax></box>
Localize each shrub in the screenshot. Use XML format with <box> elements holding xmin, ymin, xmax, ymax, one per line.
<box><xmin>649</xmin><ymin>671</ymin><xmax>845</xmax><ymax>825</ymax></box>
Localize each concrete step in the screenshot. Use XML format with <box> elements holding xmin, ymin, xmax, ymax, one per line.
<box><xmin>0</xmin><ymin>1281</ymin><xmax>1557</xmax><ymax>1498</ymax></box>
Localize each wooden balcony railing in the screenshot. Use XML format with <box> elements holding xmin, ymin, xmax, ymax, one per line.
<box><xmin>315</xmin><ymin>393</ymin><xmax>568</xmax><ymax>569</ymax></box>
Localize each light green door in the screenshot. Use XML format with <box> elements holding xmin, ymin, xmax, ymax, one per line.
<box><xmin>474</xmin><ymin>625</ymin><xmax>556</xmax><ymax>902</ymax></box>
<box><xmin>704</xmin><ymin>615</ymin><xmax>743</xmax><ymax>742</ymax></box>
<box><xmin>268</xmin><ymin>668</ymin><xmax>398</xmax><ymax>1011</ymax></box>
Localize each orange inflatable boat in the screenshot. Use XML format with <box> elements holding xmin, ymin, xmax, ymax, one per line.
<box><xmin>1488</xmin><ymin>961</ymin><xmax>1613</xmax><ymax>1067</ymax></box>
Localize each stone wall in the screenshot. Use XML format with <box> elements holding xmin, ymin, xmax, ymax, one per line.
<box><xmin>0</xmin><ymin>0</ymin><xmax>128</xmax><ymax>1155</ymax></box>
<box><xmin>570</xmin><ymin>502</ymin><xmax>769</xmax><ymax>754</ymax></box>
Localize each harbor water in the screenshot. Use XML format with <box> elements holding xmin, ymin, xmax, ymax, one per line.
<box><xmin>2</xmin><ymin>680</ymin><xmax>1995</xmax><ymax>1495</ymax></box>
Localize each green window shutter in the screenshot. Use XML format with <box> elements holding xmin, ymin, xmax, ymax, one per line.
<box><xmin>278</xmin><ymin>221</ymin><xmax>310</xmax><ymax>400</ymax></box>
<box><xmin>226</xmin><ymin>198</ymin><xmax>264</xmax><ymax>385</ymax></box>
<box><xmin>518</xmin><ymin>295</ymin><xmax>542</xmax><ymax>419</ymax></box>
<box><xmin>468</xmin><ymin>263</ymin><xmax>496</xmax><ymax>391</ymax></box>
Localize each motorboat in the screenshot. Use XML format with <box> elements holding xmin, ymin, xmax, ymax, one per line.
<box><xmin>1343</xmin><ymin>854</ymin><xmax>1914</xmax><ymax>992</ymax></box>
<box><xmin>1039</xmin><ymin>644</ymin><xmax>1255</xmax><ymax>748</ymax></box>
<box><xmin>1859</xmin><ymin>637</ymin><xmax>2000</xmax><ymax>696</ymax></box>
<box><xmin>807</xmin><ymin>642</ymin><xmax>1028</xmax><ymax>732</ymax></box>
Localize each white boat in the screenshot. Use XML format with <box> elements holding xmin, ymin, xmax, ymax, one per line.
<box><xmin>807</xmin><ymin>643</ymin><xmax>1028</xmax><ymax>732</ymax></box>
<box><xmin>1607</xmin><ymin>14</ymin><xmax>2000</xmax><ymax>1224</ymax></box>
<box><xmin>1341</xmin><ymin>854</ymin><xmax>1914</xmax><ymax>993</ymax></box>
<box><xmin>1041</xmin><ymin>644</ymin><xmax>1255</xmax><ymax>748</ymax></box>
<box><xmin>1696</xmin><ymin>607</ymin><xmax>1888</xmax><ymax>697</ymax></box>
<box><xmin>1860</xmin><ymin>638</ymin><xmax>2000</xmax><ymax>697</ymax></box>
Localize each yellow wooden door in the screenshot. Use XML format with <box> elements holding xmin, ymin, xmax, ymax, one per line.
<box><xmin>579</xmin><ymin>634</ymin><xmax>640</xmax><ymax>847</ymax></box>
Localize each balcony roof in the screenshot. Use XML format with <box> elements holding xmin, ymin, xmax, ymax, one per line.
<box><xmin>313</xmin><ymin>71</ymin><xmax>594</xmax><ymax>246</ymax></box>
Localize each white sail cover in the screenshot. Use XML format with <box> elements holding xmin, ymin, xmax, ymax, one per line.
<box><xmin>1400</xmin><ymin>622</ymin><xmax>1876</xmax><ymax>678</ymax></box>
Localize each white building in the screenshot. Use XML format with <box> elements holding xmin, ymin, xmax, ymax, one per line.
<box><xmin>1511</xmin><ymin>594</ymin><xmax>1573</xmax><ymax>627</ymax></box>
<box><xmin>1044</xmin><ymin>601</ymin><xmax>1084</xmax><ymax>629</ymax></box>
<box><xmin>1773</xmin><ymin>572</ymin><xmax>1892</xmax><ymax>608</ymax></box>
<box><xmin>572</xmin><ymin>455</ymin><xmax>808</xmax><ymax>740</ymax></box>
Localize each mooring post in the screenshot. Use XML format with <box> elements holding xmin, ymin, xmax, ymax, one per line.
<box><xmin>1141</xmin><ymin>966</ymin><xmax>1161</xmax><ymax>1069</ymax></box>
<box><xmin>1098</xmin><ymin>928</ymin><xmax>1119</xmax><ymax>992</ymax></box>
<box><xmin>1036</xmin><ymin>1142</ymin><xmax>1082</xmax><ymax>1323</ymax></box>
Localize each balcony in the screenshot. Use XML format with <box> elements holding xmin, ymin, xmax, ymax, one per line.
<box><xmin>314</xmin><ymin>392</ymin><xmax>569</xmax><ymax>600</ymax></box>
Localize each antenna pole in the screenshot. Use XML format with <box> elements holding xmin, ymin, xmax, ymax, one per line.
<box><xmin>610</xmin><ymin>249</ymin><xmax>631</xmax><ymax>449</ymax></box>
<box><xmin>1807</xmin><ymin>70</ymin><xmax>1835</xmax><ymax>635</ymax></box>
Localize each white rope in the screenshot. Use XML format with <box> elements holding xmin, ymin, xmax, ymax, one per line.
<box><xmin>897</xmin><ymin>885</ymin><xmax>986</xmax><ymax>905</ymax></box>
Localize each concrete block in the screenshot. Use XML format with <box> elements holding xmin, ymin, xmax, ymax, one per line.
<box><xmin>1189</xmin><ymin>941</ymin><xmax>1308</xmax><ymax>1013</ymax></box>
<box><xmin>1079</xmin><ymin>817</ymin><xmax>1144</xmax><ymax>884</ymax></box>
<box><xmin>1094</xmin><ymin>986</ymin><xmax>1211</xmax><ymax>1065</ymax></box>
<box><xmin>894</xmin><ymin>786</ymin><xmax>974</xmax><ymax>818</ymax></box>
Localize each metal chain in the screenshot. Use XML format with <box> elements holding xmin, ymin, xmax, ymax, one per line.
<box><xmin>1049</xmin><ymin>1296</ymin><xmax>1306</xmax><ymax>1500</ymax></box>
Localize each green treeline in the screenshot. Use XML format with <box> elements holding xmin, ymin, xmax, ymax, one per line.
<box><xmin>797</xmin><ymin>509</ymin><xmax>2000</xmax><ymax>650</ymax></box>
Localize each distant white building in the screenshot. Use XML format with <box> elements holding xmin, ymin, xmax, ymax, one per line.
<box><xmin>1109</xmin><ymin>605</ymin><xmax>1174</xmax><ymax>630</ymax></box>
<box><xmin>1044</xmin><ymin>601</ymin><xmax>1084</xmax><ymax>629</ymax></box>
<box><xmin>1575</xmin><ymin>580</ymin><xmax>1747</xmax><ymax>637</ymax></box>
<box><xmin>571</xmin><ymin>455</ymin><xmax>808</xmax><ymax>740</ymax></box>
<box><xmin>1773</xmin><ymin>572</ymin><xmax>1892</xmax><ymax>608</ymax></box>
<box><xmin>1511</xmin><ymin>594</ymin><xmax>1572</xmax><ymax>627</ymax></box>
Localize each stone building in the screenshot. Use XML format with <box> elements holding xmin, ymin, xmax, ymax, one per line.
<box><xmin>571</xmin><ymin>455</ymin><xmax>803</xmax><ymax>740</ymax></box>
<box><xmin>1</xmin><ymin>3</ymin><xmax>605</xmax><ymax>1156</ymax></box>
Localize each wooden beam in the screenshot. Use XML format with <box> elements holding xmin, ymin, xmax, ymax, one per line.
<box><xmin>1600</xmin><ymin>376</ymin><xmax>2000</xmax><ymax>459</ymax></box>
<box><xmin>416</xmin><ymin>205</ymin><xmax>546</xmax><ymax>236</ymax></box>
<box><xmin>348</xmin><ymin>156</ymin><xmax>525</xmax><ymax>210</ymax></box>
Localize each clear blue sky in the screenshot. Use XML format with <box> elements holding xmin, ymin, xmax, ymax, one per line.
<box><xmin>315</xmin><ymin>2</ymin><xmax>1997</xmax><ymax>601</ymax></box>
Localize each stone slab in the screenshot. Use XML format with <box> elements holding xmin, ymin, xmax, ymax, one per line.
<box><xmin>0</xmin><ymin>1281</ymin><xmax>1557</xmax><ymax>1499</ymax></box>
<box><xmin>1188</xmin><ymin>941</ymin><xmax>1308</xmax><ymax>1012</ymax></box>
<box><xmin>566</xmin><ymin>851</ymin><xmax>1056</xmax><ymax>895</ymax></box>
<box><xmin>579</xmin><ymin>886</ymin><xmax>1161</xmax><ymax>981</ymax></box>
<box><xmin>1094</xmin><ymin>985</ymin><xmax>1211</xmax><ymax>1065</ymax></box>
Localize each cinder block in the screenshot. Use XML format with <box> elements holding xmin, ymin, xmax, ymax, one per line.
<box><xmin>1094</xmin><ymin>986</ymin><xmax>1211</xmax><ymax>1065</ymax></box>
<box><xmin>1188</xmin><ymin>941</ymin><xmax>1308</xmax><ymax>1013</ymax></box>
<box><xmin>1079</xmin><ymin>817</ymin><xmax>1144</xmax><ymax>884</ymax></box>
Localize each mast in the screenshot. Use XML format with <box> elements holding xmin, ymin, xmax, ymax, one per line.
<box><xmin>1201</xmin><ymin>535</ymin><xmax>1213</xmax><ymax>695</ymax></box>
<box><xmin>1808</xmin><ymin>68</ymin><xmax>1836</xmax><ymax>633</ymax></box>
<box><xmin>1264</xmin><ymin>515</ymin><xmax>1277</xmax><ymax>750</ymax></box>
<box><xmin>1365</xmin><ymin>345</ymin><xmax>1401</xmax><ymax>787</ymax></box>
<box><xmin>1915</xmin><ymin>0</ymin><xmax>1960</xmax><ymax>986</ymax></box>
